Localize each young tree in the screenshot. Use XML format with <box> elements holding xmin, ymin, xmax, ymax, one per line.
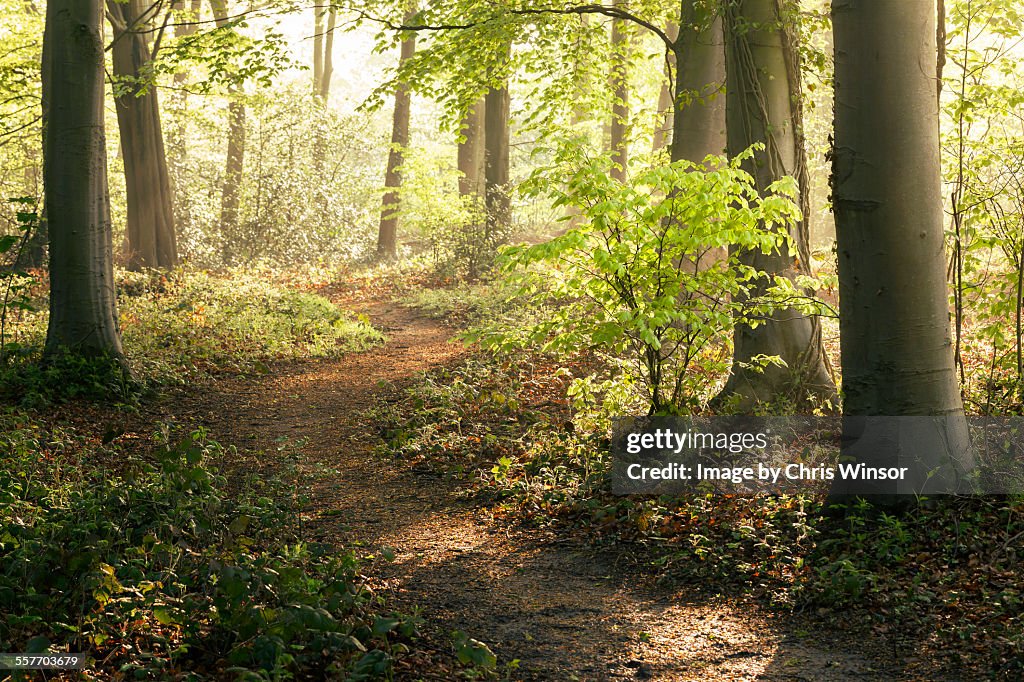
<box><xmin>719</xmin><ymin>0</ymin><xmax>835</xmax><ymax>409</ymax></box>
<box><xmin>377</xmin><ymin>10</ymin><xmax>417</xmax><ymax>260</ymax></box>
<box><xmin>42</xmin><ymin>0</ymin><xmax>125</xmax><ymax>359</ymax></box>
<box><xmin>108</xmin><ymin>0</ymin><xmax>179</xmax><ymax>270</ymax></box>
<box><xmin>830</xmin><ymin>0</ymin><xmax>975</xmax><ymax>499</ymax></box>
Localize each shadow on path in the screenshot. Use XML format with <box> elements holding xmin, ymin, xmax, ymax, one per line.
<box><xmin>165</xmin><ymin>297</ymin><xmax>903</xmax><ymax>681</ymax></box>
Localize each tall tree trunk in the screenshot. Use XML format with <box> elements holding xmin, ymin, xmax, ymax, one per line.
<box><xmin>320</xmin><ymin>7</ymin><xmax>336</xmax><ymax>102</ymax></box>
<box><xmin>720</xmin><ymin>0</ymin><xmax>835</xmax><ymax>410</ymax></box>
<box><xmin>484</xmin><ymin>42</ymin><xmax>512</xmax><ymax>238</ymax></box>
<box><xmin>669</xmin><ymin>1</ymin><xmax>726</xmax><ymax>164</ymax></box>
<box><xmin>609</xmin><ymin>11</ymin><xmax>628</xmax><ymax>181</ymax></box>
<box><xmin>313</xmin><ymin>4</ymin><xmax>323</xmax><ymax>95</ymax></box>
<box><xmin>42</xmin><ymin>0</ymin><xmax>124</xmax><ymax>358</ymax></box>
<box><xmin>311</xmin><ymin>4</ymin><xmax>336</xmax><ymax>176</ymax></box>
<box><xmin>830</xmin><ymin>0</ymin><xmax>975</xmax><ymax>501</ymax></box>
<box><xmin>211</xmin><ymin>0</ymin><xmax>244</xmax><ymax>265</ymax></box>
<box><xmin>376</xmin><ymin>14</ymin><xmax>417</xmax><ymax>260</ymax></box>
<box><xmin>172</xmin><ymin>0</ymin><xmax>201</xmax><ymax>86</ymax></box>
<box><xmin>484</xmin><ymin>84</ymin><xmax>511</xmax><ymax>236</ymax></box>
<box><xmin>107</xmin><ymin>0</ymin><xmax>178</xmax><ymax>270</ymax></box>
<box><xmin>312</xmin><ymin>4</ymin><xmax>336</xmax><ymax>101</ymax></box>
<box><xmin>458</xmin><ymin>99</ymin><xmax>486</xmax><ymax>197</ymax></box>
<box><xmin>166</xmin><ymin>0</ymin><xmax>201</xmax><ymax>231</ymax></box>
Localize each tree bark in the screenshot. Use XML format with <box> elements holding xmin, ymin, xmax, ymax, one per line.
<box><xmin>320</xmin><ymin>7</ymin><xmax>336</xmax><ymax>102</ymax></box>
<box><xmin>458</xmin><ymin>99</ymin><xmax>486</xmax><ymax>197</ymax></box>
<box><xmin>669</xmin><ymin>1</ymin><xmax>725</xmax><ymax>164</ymax></box>
<box><xmin>211</xmin><ymin>0</ymin><xmax>244</xmax><ymax>265</ymax></box>
<box><xmin>313</xmin><ymin>4</ymin><xmax>336</xmax><ymax>102</ymax></box>
<box><xmin>609</xmin><ymin>11</ymin><xmax>628</xmax><ymax>181</ymax></box>
<box><xmin>484</xmin><ymin>42</ymin><xmax>512</xmax><ymax>238</ymax></box>
<box><xmin>376</xmin><ymin>13</ymin><xmax>417</xmax><ymax>260</ymax></box>
<box><xmin>830</xmin><ymin>0</ymin><xmax>975</xmax><ymax>500</ymax></box>
<box><xmin>108</xmin><ymin>0</ymin><xmax>178</xmax><ymax>270</ymax></box>
<box><xmin>720</xmin><ymin>0</ymin><xmax>835</xmax><ymax>410</ymax></box>
<box><xmin>42</xmin><ymin>0</ymin><xmax>124</xmax><ymax>358</ymax></box>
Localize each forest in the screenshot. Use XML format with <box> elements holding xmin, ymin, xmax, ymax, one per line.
<box><xmin>2</xmin><ymin>0</ymin><xmax>1024</xmax><ymax>679</ymax></box>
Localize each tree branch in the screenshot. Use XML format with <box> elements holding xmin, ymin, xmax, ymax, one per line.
<box><xmin>359</xmin><ymin>4</ymin><xmax>675</xmax><ymax>52</ymax></box>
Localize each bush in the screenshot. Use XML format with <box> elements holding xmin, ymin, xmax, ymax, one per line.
<box><xmin>471</xmin><ymin>140</ymin><xmax>819</xmax><ymax>414</ymax></box>
<box><xmin>0</xmin><ymin>268</ymin><xmax>384</xmax><ymax>402</ymax></box>
<box><xmin>0</xmin><ymin>422</ymin><xmax>415</xmax><ymax>679</ymax></box>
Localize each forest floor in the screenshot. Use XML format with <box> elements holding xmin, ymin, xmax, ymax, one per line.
<box><xmin>132</xmin><ymin>283</ymin><xmax>905</xmax><ymax>682</ymax></box>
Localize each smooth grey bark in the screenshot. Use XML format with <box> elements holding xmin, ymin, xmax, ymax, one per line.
<box><xmin>171</xmin><ymin>0</ymin><xmax>201</xmax><ymax>86</ymax></box>
<box><xmin>484</xmin><ymin>46</ymin><xmax>512</xmax><ymax>237</ymax></box>
<box><xmin>108</xmin><ymin>0</ymin><xmax>178</xmax><ymax>270</ymax></box>
<box><xmin>669</xmin><ymin>2</ymin><xmax>725</xmax><ymax>164</ymax></box>
<box><xmin>376</xmin><ymin>14</ymin><xmax>417</xmax><ymax>260</ymax></box>
<box><xmin>830</xmin><ymin>0</ymin><xmax>975</xmax><ymax>500</ymax></box>
<box><xmin>42</xmin><ymin>0</ymin><xmax>124</xmax><ymax>358</ymax></box>
<box><xmin>720</xmin><ymin>0</ymin><xmax>835</xmax><ymax>410</ymax></box>
<box><xmin>458</xmin><ymin>99</ymin><xmax>486</xmax><ymax>197</ymax></box>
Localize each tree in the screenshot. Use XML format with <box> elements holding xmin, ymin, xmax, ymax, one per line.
<box><xmin>377</xmin><ymin>10</ymin><xmax>417</xmax><ymax>260</ymax></box>
<box><xmin>484</xmin><ymin>49</ymin><xmax>511</xmax><ymax>238</ymax></box>
<box><xmin>42</xmin><ymin>0</ymin><xmax>125</xmax><ymax>359</ymax></box>
<box><xmin>313</xmin><ymin>3</ymin><xmax>337</xmax><ymax>102</ymax></box>
<box><xmin>107</xmin><ymin>0</ymin><xmax>179</xmax><ymax>270</ymax></box>
<box><xmin>830</xmin><ymin>0</ymin><xmax>975</xmax><ymax>499</ymax></box>
<box><xmin>669</xmin><ymin>0</ymin><xmax>725</xmax><ymax>164</ymax></box>
<box><xmin>458</xmin><ymin>99</ymin><xmax>486</xmax><ymax>197</ymax></box>
<box><xmin>719</xmin><ymin>0</ymin><xmax>835</xmax><ymax>409</ymax></box>
<box><xmin>211</xmin><ymin>0</ymin><xmax>245</xmax><ymax>263</ymax></box>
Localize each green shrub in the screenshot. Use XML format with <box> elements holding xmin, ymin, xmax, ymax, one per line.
<box><xmin>471</xmin><ymin>140</ymin><xmax>820</xmax><ymax>414</ymax></box>
<box><xmin>0</xmin><ymin>268</ymin><xmax>384</xmax><ymax>403</ymax></box>
<box><xmin>0</xmin><ymin>421</ymin><xmax>413</xmax><ymax>678</ymax></box>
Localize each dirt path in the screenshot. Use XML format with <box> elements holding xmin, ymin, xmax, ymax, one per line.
<box><xmin>167</xmin><ymin>298</ymin><xmax>897</xmax><ymax>681</ymax></box>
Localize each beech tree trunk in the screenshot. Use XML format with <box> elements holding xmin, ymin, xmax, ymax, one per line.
<box><xmin>108</xmin><ymin>0</ymin><xmax>178</xmax><ymax>270</ymax></box>
<box><xmin>720</xmin><ymin>0</ymin><xmax>835</xmax><ymax>410</ymax></box>
<box><xmin>313</xmin><ymin>4</ymin><xmax>336</xmax><ymax>101</ymax></box>
<box><xmin>211</xmin><ymin>0</ymin><xmax>244</xmax><ymax>264</ymax></box>
<box><xmin>376</xmin><ymin>15</ymin><xmax>417</xmax><ymax>260</ymax></box>
<box><xmin>458</xmin><ymin>99</ymin><xmax>486</xmax><ymax>197</ymax></box>
<box><xmin>609</xmin><ymin>12</ymin><xmax>628</xmax><ymax>181</ymax></box>
<box><xmin>669</xmin><ymin>1</ymin><xmax>725</xmax><ymax>164</ymax></box>
<box><xmin>42</xmin><ymin>0</ymin><xmax>124</xmax><ymax>358</ymax></box>
<box><xmin>830</xmin><ymin>0</ymin><xmax>975</xmax><ymax>500</ymax></box>
<box><xmin>484</xmin><ymin>41</ymin><xmax>512</xmax><ymax>238</ymax></box>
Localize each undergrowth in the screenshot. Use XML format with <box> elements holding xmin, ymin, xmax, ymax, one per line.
<box><xmin>0</xmin><ymin>268</ymin><xmax>383</xmax><ymax>404</ymax></box>
<box><xmin>374</xmin><ymin>350</ymin><xmax>1024</xmax><ymax>678</ymax></box>
<box><xmin>0</xmin><ymin>415</ymin><xmax>414</xmax><ymax>680</ymax></box>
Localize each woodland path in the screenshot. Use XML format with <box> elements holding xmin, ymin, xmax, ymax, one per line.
<box><xmin>158</xmin><ymin>291</ymin><xmax>901</xmax><ymax>681</ymax></box>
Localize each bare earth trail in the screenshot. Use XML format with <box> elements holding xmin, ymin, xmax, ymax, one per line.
<box><xmin>167</xmin><ymin>295</ymin><xmax>899</xmax><ymax>681</ymax></box>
